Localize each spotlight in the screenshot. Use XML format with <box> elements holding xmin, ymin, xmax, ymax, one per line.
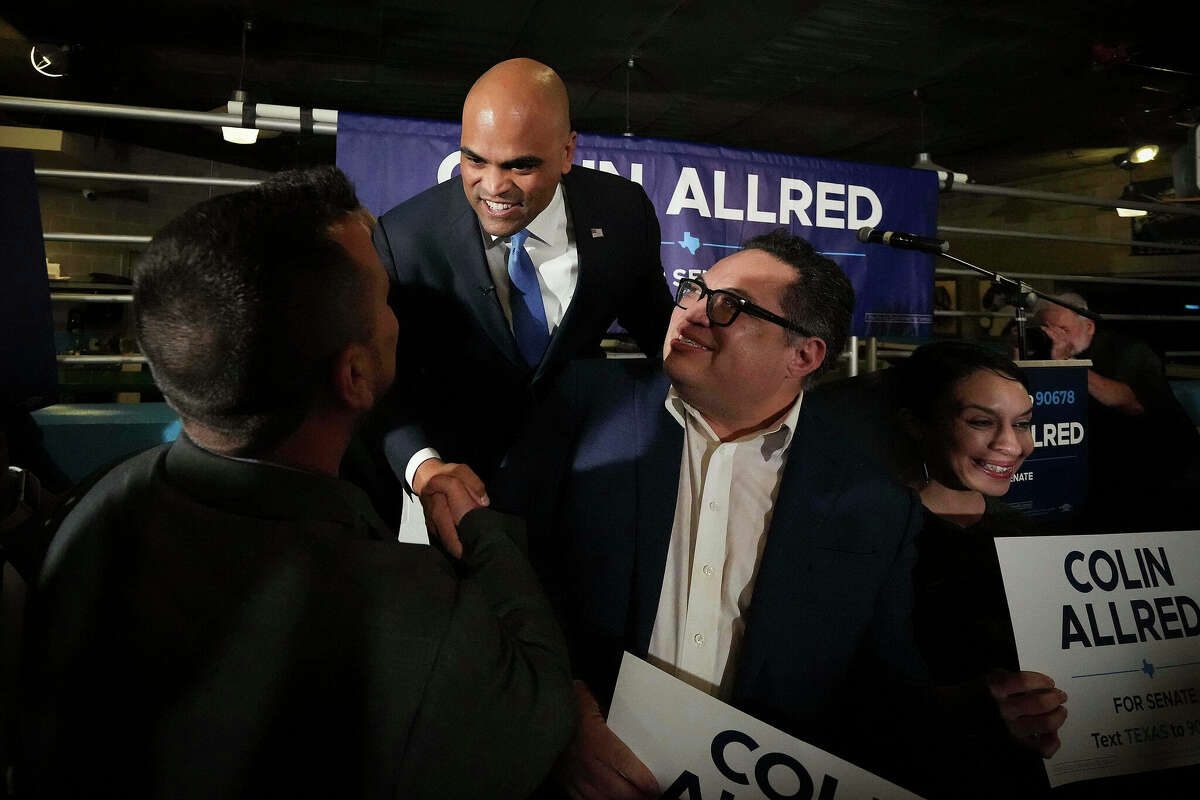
<box><xmin>1130</xmin><ymin>144</ymin><xmax>1159</xmax><ymax>164</ymax></box>
<box><xmin>30</xmin><ymin>44</ymin><xmax>70</xmax><ymax>78</ymax></box>
<box><xmin>1113</xmin><ymin>144</ymin><xmax>1159</xmax><ymax>169</ymax></box>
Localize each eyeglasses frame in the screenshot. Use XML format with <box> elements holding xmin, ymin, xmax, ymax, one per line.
<box><xmin>674</xmin><ymin>277</ymin><xmax>813</xmax><ymax>338</ymax></box>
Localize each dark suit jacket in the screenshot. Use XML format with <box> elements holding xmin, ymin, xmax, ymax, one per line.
<box><xmin>493</xmin><ymin>361</ymin><xmax>928</xmax><ymax>770</ymax></box>
<box><xmin>371</xmin><ymin>166</ymin><xmax>673</xmax><ymax>486</ymax></box>
<box><xmin>19</xmin><ymin>436</ymin><xmax>575</xmax><ymax>799</ymax></box>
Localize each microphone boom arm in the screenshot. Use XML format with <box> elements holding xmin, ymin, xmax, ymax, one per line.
<box><xmin>935</xmin><ymin>251</ymin><xmax>1101</xmax><ymax>358</ymax></box>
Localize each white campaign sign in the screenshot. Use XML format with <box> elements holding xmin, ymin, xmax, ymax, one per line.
<box><xmin>995</xmin><ymin>530</ymin><xmax>1200</xmax><ymax>787</ymax></box>
<box><xmin>607</xmin><ymin>652</ymin><xmax>924</xmax><ymax>799</ymax></box>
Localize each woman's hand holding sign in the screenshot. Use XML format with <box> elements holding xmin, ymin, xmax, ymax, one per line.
<box><xmin>988</xmin><ymin>670</ymin><xmax>1069</xmax><ymax>758</ymax></box>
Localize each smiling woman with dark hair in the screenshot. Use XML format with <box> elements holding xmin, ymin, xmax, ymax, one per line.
<box><xmin>897</xmin><ymin>340</ymin><xmax>1034</xmax><ymax>527</ymax></box>
<box><xmin>895</xmin><ymin>341</ymin><xmax>1038</xmax><ymax>683</ymax></box>
<box><xmin>894</xmin><ymin>341</ymin><xmax>1067</xmax><ymax>797</ymax></box>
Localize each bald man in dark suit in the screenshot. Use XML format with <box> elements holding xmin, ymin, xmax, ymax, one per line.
<box><xmin>372</xmin><ymin>58</ymin><xmax>672</xmax><ymax>544</ymax></box>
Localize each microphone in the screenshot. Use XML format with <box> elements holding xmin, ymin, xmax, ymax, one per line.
<box><xmin>857</xmin><ymin>226</ymin><xmax>949</xmax><ymax>254</ymax></box>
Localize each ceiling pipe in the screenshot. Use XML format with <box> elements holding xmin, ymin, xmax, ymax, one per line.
<box><xmin>43</xmin><ymin>233</ymin><xmax>151</xmax><ymax>243</ymax></box>
<box><xmin>942</xmin><ymin>181</ymin><xmax>1200</xmax><ymax>218</ymax></box>
<box><xmin>36</xmin><ymin>168</ymin><xmax>260</xmax><ymax>187</ymax></box>
<box><xmin>938</xmin><ymin>225</ymin><xmax>1200</xmax><ymax>252</ymax></box>
<box><xmin>0</xmin><ymin>95</ymin><xmax>337</xmax><ymax>135</ymax></box>
<box><xmin>934</xmin><ymin>268</ymin><xmax>1200</xmax><ymax>289</ymax></box>
<box><xmin>5</xmin><ymin>94</ymin><xmax>1197</xmax><ymax>224</ymax></box>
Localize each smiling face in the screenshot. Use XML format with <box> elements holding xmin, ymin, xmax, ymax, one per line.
<box><xmin>932</xmin><ymin>369</ymin><xmax>1034</xmax><ymax>496</ymax></box>
<box><xmin>459</xmin><ymin>60</ymin><xmax>576</xmax><ymax>238</ymax></box>
<box><xmin>662</xmin><ymin>249</ymin><xmax>823</xmax><ymax>435</ymax></box>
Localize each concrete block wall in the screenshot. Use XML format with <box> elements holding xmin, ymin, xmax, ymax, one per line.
<box><xmin>938</xmin><ymin>161</ymin><xmax>1200</xmax><ymax>281</ymax></box>
<box><xmin>37</xmin><ymin>134</ymin><xmax>270</xmax><ymax>280</ymax></box>
<box><xmin>35</xmin><ymin>137</ymin><xmax>271</xmax><ymax>364</ymax></box>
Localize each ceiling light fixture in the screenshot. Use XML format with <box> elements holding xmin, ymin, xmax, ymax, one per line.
<box><xmin>221</xmin><ymin>21</ymin><xmax>258</xmax><ymax>145</ymax></box>
<box><xmin>623</xmin><ymin>58</ymin><xmax>635</xmax><ymax>138</ymax></box>
<box><xmin>29</xmin><ymin>44</ymin><xmax>69</xmax><ymax>78</ymax></box>
<box><xmin>1131</xmin><ymin>144</ymin><xmax>1159</xmax><ymax>163</ymax></box>
<box><xmin>222</xmin><ymin>89</ymin><xmax>258</xmax><ymax>144</ymax></box>
<box><xmin>912</xmin><ymin>151</ymin><xmax>969</xmax><ymax>186</ymax></box>
<box><xmin>1112</xmin><ymin>135</ymin><xmax>1160</xmax><ymax>216</ymax></box>
<box><xmin>910</xmin><ymin>89</ymin><xmax>968</xmax><ymax>186</ymax></box>
<box><xmin>1113</xmin><ymin>144</ymin><xmax>1159</xmax><ymax>169</ymax></box>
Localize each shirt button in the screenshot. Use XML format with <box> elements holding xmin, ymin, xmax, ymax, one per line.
<box><xmin>702</xmin><ymin>564</ymin><xmax>714</xmax><ymax>576</ymax></box>
<box><xmin>694</xmin><ymin>633</ymin><xmax>705</xmax><ymax>646</ymax></box>
<box><xmin>708</xmin><ymin>501</ymin><xmax>718</xmax><ymax>511</ymax></box>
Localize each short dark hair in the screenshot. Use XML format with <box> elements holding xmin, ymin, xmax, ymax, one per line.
<box><xmin>740</xmin><ymin>228</ymin><xmax>854</xmax><ymax>379</ymax></box>
<box><xmin>134</xmin><ymin>166</ymin><xmax>369</xmax><ymax>455</ymax></box>
<box><xmin>897</xmin><ymin>340</ymin><xmax>1029</xmax><ymax>423</ymax></box>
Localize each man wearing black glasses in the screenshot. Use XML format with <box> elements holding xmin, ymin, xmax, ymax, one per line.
<box><xmin>493</xmin><ymin>228</ymin><xmax>943</xmax><ymax>797</ymax></box>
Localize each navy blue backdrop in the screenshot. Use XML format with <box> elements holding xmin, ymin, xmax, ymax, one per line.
<box><xmin>1</xmin><ymin>149</ymin><xmax>57</xmax><ymax>410</ymax></box>
<box><xmin>336</xmin><ymin>114</ymin><xmax>938</xmax><ymax>337</ymax></box>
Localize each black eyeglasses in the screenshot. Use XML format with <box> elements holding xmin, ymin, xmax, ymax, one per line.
<box><xmin>674</xmin><ymin>277</ymin><xmax>812</xmax><ymax>337</ymax></box>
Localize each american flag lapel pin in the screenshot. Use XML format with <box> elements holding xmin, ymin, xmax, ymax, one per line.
<box><xmin>591</xmin><ymin>228</ymin><xmax>604</xmax><ymax>238</ymax></box>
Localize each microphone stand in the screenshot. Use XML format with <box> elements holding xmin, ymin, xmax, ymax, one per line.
<box><xmin>936</xmin><ymin>252</ymin><xmax>1101</xmax><ymax>359</ymax></box>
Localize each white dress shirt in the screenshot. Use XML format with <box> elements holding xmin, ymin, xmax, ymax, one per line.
<box><xmin>402</xmin><ymin>183</ymin><xmax>579</xmax><ymax>492</ymax></box>
<box><xmin>481</xmin><ymin>183</ymin><xmax>579</xmax><ymax>333</ymax></box>
<box><xmin>647</xmin><ymin>389</ymin><xmax>803</xmax><ymax>699</ymax></box>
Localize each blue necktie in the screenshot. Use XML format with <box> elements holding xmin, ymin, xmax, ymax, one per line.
<box><xmin>506</xmin><ymin>229</ymin><xmax>551</xmax><ymax>367</ymax></box>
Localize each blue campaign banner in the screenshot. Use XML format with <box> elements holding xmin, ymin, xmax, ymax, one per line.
<box><xmin>336</xmin><ymin>113</ymin><xmax>938</xmax><ymax>337</ymax></box>
<box><xmin>1002</xmin><ymin>361</ymin><xmax>1090</xmax><ymax>521</ymax></box>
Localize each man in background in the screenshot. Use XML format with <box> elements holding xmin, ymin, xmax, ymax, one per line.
<box><xmin>19</xmin><ymin>167</ymin><xmax>574</xmax><ymax>798</ymax></box>
<box><xmin>1034</xmin><ymin>292</ymin><xmax>1199</xmax><ymax>530</ymax></box>
<box><xmin>372</xmin><ymin>57</ymin><xmax>673</xmax><ymax>543</ymax></box>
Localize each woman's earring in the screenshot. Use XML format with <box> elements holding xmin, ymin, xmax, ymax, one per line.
<box><xmin>922</xmin><ymin>461</ymin><xmax>930</xmax><ymax>485</ymax></box>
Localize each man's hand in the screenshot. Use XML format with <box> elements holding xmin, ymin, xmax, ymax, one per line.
<box><xmin>987</xmin><ymin>670</ymin><xmax>1068</xmax><ymax>758</ymax></box>
<box><xmin>1040</xmin><ymin>324</ymin><xmax>1076</xmax><ymax>361</ymax></box>
<box><xmin>554</xmin><ymin>681</ymin><xmax>659</xmax><ymax>800</ymax></box>
<box><xmin>412</xmin><ymin>458</ymin><xmax>488</xmax><ymax>558</ymax></box>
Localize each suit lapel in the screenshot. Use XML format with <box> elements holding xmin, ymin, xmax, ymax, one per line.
<box><xmin>732</xmin><ymin>404</ymin><xmax>851</xmax><ymax>699</ymax></box>
<box><xmin>537</xmin><ymin>172</ymin><xmax>600</xmax><ymax>381</ymax></box>
<box><xmin>443</xmin><ymin>193</ymin><xmax>525</xmax><ymax>369</ymax></box>
<box><xmin>629</xmin><ymin>376</ymin><xmax>683</xmax><ymax>653</ymax></box>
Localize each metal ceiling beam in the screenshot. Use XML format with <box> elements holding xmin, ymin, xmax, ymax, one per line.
<box><xmin>44</xmin><ymin>233</ymin><xmax>151</xmax><ymax>244</ymax></box>
<box><xmin>0</xmin><ymin>95</ymin><xmax>337</xmax><ymax>135</ymax></box>
<box><xmin>935</xmin><ymin>268</ymin><xmax>1200</xmax><ymax>288</ymax></box>
<box><xmin>36</xmin><ymin>168</ymin><xmax>260</xmax><ymax>188</ymax></box>
<box><xmin>57</xmin><ymin>355</ymin><xmax>147</xmax><ymax>365</ymax></box>
<box><xmin>938</xmin><ymin>225</ymin><xmax>1200</xmax><ymax>253</ymax></box>
<box><xmin>943</xmin><ymin>180</ymin><xmax>1200</xmax><ymax>218</ymax></box>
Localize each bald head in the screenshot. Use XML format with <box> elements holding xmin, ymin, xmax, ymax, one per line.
<box><xmin>464</xmin><ymin>58</ymin><xmax>571</xmax><ymax>137</ymax></box>
<box><xmin>459</xmin><ymin>59</ymin><xmax>577</xmax><ymax>237</ymax></box>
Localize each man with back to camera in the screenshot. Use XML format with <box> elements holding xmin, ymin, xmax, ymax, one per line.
<box><xmin>491</xmin><ymin>229</ymin><xmax>1069</xmax><ymax>798</ymax></box>
<box><xmin>371</xmin><ymin>57</ymin><xmax>673</xmax><ymax>545</ymax></box>
<box><xmin>17</xmin><ymin>167</ymin><xmax>575</xmax><ymax>799</ymax></box>
<box><xmin>1033</xmin><ymin>292</ymin><xmax>1200</xmax><ymax>530</ymax></box>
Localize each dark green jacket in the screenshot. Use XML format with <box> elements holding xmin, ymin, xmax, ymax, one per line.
<box><xmin>20</xmin><ymin>435</ymin><xmax>574</xmax><ymax>798</ymax></box>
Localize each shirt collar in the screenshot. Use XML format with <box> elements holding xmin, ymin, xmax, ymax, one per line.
<box><xmin>665</xmin><ymin>386</ymin><xmax>803</xmax><ymax>460</ymax></box>
<box><xmin>481</xmin><ymin>182</ymin><xmax>567</xmax><ymax>250</ymax></box>
<box><xmin>163</xmin><ymin>434</ymin><xmax>393</xmax><ymax>540</ymax></box>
